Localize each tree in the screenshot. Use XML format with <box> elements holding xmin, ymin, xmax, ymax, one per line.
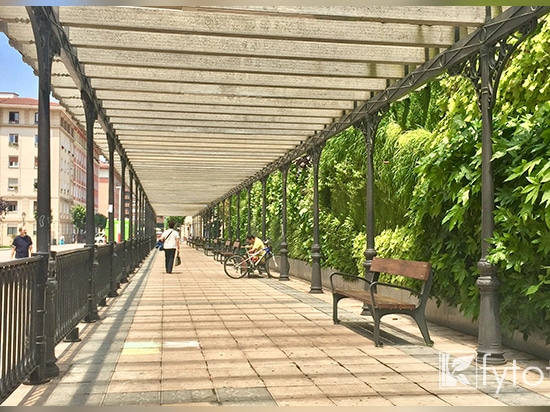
<box><xmin>95</xmin><ymin>213</ymin><xmax>107</xmax><ymax>230</ymax></box>
<box><xmin>164</xmin><ymin>216</ymin><xmax>184</xmax><ymax>229</ymax></box>
<box><xmin>0</xmin><ymin>197</ymin><xmax>8</xmax><ymax>216</ymax></box>
<box><xmin>71</xmin><ymin>205</ymin><xmax>86</xmax><ymax>234</ymax></box>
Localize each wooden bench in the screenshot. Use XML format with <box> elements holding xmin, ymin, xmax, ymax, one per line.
<box><xmin>194</xmin><ymin>237</ymin><xmax>204</xmax><ymax>250</ymax></box>
<box><xmin>212</xmin><ymin>239</ymin><xmax>226</xmax><ymax>262</ymax></box>
<box><xmin>330</xmin><ymin>257</ymin><xmax>434</xmax><ymax>347</ymax></box>
<box><xmin>219</xmin><ymin>240</ymin><xmax>241</xmax><ymax>263</ymax></box>
<box><xmin>204</xmin><ymin>238</ymin><xmax>216</xmax><ymax>256</ymax></box>
<box><xmin>213</xmin><ymin>240</ymin><xmax>231</xmax><ymax>262</ymax></box>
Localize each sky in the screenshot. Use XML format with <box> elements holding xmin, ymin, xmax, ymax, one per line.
<box><xmin>0</xmin><ymin>31</ymin><xmax>40</xmax><ymax>99</ymax></box>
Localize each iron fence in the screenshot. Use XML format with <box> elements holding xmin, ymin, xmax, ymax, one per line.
<box><xmin>53</xmin><ymin>247</ymin><xmax>93</xmax><ymax>344</ymax></box>
<box><xmin>0</xmin><ymin>256</ymin><xmax>43</xmax><ymax>404</ymax></box>
<box><xmin>0</xmin><ymin>236</ymin><xmax>154</xmax><ymax>404</ymax></box>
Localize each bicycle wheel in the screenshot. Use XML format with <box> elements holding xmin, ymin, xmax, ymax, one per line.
<box><xmin>224</xmin><ymin>254</ymin><xmax>249</xmax><ymax>279</ymax></box>
<box><xmin>264</xmin><ymin>253</ymin><xmax>280</xmax><ymax>279</ymax></box>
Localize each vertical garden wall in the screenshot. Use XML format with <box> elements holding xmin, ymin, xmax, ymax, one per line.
<box><xmin>227</xmin><ymin>16</ymin><xmax>550</xmax><ymax>343</ymax></box>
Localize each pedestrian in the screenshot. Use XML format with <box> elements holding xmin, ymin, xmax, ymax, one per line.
<box><xmin>159</xmin><ymin>219</ymin><xmax>180</xmax><ymax>273</ymax></box>
<box><xmin>11</xmin><ymin>227</ymin><xmax>33</xmax><ymax>259</ymax></box>
<box><xmin>59</xmin><ymin>235</ymin><xmax>65</xmax><ymax>245</ymax></box>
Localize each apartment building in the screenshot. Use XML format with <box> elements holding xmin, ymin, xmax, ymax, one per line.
<box><xmin>0</xmin><ymin>92</ymin><xmax>100</xmax><ymax>247</ymax></box>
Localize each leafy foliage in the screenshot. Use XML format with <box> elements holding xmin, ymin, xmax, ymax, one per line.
<box><xmin>222</xmin><ymin>16</ymin><xmax>550</xmax><ymax>341</ymax></box>
<box><xmin>95</xmin><ymin>213</ymin><xmax>107</xmax><ymax>230</ymax></box>
<box><xmin>71</xmin><ymin>205</ymin><xmax>86</xmax><ymax>232</ymax></box>
<box><xmin>0</xmin><ymin>197</ymin><xmax>9</xmax><ymax>216</ymax></box>
<box><xmin>164</xmin><ymin>216</ymin><xmax>185</xmax><ymax>229</ymax></box>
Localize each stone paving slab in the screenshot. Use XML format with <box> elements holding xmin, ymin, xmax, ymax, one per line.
<box><xmin>3</xmin><ymin>245</ymin><xmax>550</xmax><ymax>406</ymax></box>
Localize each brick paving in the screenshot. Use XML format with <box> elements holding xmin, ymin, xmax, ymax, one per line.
<box><xmin>4</xmin><ymin>245</ymin><xmax>550</xmax><ymax>406</ymax></box>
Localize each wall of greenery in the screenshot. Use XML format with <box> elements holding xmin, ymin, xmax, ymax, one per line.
<box><xmin>221</xmin><ymin>16</ymin><xmax>550</xmax><ymax>342</ymax></box>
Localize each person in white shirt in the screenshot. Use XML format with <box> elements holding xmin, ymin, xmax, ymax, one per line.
<box><xmin>160</xmin><ymin>220</ymin><xmax>180</xmax><ymax>273</ymax></box>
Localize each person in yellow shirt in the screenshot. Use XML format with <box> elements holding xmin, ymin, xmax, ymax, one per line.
<box><xmin>245</xmin><ymin>234</ymin><xmax>265</xmax><ymax>264</ymax></box>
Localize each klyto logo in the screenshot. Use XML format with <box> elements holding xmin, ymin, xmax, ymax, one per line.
<box><xmin>439</xmin><ymin>352</ymin><xmax>550</xmax><ymax>395</ymax></box>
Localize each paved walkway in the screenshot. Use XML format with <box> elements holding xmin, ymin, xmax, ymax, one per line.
<box><xmin>4</xmin><ymin>245</ymin><xmax>550</xmax><ymax>406</ymax></box>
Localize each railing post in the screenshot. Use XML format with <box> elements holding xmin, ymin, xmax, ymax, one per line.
<box><xmin>26</xmin><ymin>253</ymin><xmax>49</xmax><ymax>385</ymax></box>
<box><xmin>108</xmin><ymin>242</ymin><xmax>119</xmax><ymax>297</ymax></box>
<box><xmin>43</xmin><ymin>251</ymin><xmax>60</xmax><ymax>378</ymax></box>
<box><xmin>121</xmin><ymin>241</ymin><xmax>129</xmax><ymax>284</ymax></box>
<box><xmin>84</xmin><ymin>245</ymin><xmax>100</xmax><ymax>322</ymax></box>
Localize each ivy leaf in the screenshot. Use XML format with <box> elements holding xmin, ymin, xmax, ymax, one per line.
<box><xmin>526</xmin><ymin>285</ymin><xmax>540</xmax><ymax>296</ymax></box>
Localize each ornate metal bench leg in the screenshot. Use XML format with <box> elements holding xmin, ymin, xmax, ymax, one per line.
<box><xmin>332</xmin><ymin>293</ymin><xmax>342</xmax><ymax>324</ymax></box>
<box><xmin>373</xmin><ymin>313</ymin><xmax>383</xmax><ymax>347</ymax></box>
<box><xmin>414</xmin><ymin>313</ymin><xmax>434</xmax><ymax>346</ymax></box>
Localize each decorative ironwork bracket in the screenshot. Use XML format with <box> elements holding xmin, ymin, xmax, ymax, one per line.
<box><xmin>448</xmin><ymin>18</ymin><xmax>538</xmax><ymax>111</ymax></box>
<box><xmin>355</xmin><ymin>107</ymin><xmax>389</xmax><ymax>156</ymax></box>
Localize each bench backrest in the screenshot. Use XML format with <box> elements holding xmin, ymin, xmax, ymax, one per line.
<box><xmin>370</xmin><ymin>257</ymin><xmax>431</xmax><ymax>281</ymax></box>
<box><xmin>371</xmin><ymin>257</ymin><xmax>433</xmax><ymax>306</ymax></box>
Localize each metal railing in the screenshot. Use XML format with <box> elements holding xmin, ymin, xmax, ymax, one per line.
<box><xmin>0</xmin><ymin>236</ymin><xmax>154</xmax><ymax>404</ymax></box>
<box><xmin>53</xmin><ymin>247</ymin><xmax>92</xmax><ymax>344</ymax></box>
<box><xmin>0</xmin><ymin>256</ymin><xmax>43</xmax><ymax>403</ymax></box>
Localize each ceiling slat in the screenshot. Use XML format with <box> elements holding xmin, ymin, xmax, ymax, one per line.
<box><xmin>0</xmin><ymin>5</ymin><xmax>524</xmax><ymax>217</ymax></box>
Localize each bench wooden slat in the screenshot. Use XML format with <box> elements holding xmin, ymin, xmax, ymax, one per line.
<box><xmin>370</xmin><ymin>257</ymin><xmax>431</xmax><ymax>281</ymax></box>
<box><xmin>219</xmin><ymin>241</ymin><xmax>241</xmax><ymax>262</ymax></box>
<box><xmin>333</xmin><ymin>289</ymin><xmax>416</xmax><ymax>310</ymax></box>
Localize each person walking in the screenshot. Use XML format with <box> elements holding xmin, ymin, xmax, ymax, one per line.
<box><xmin>11</xmin><ymin>227</ymin><xmax>33</xmax><ymax>259</ymax></box>
<box><xmin>159</xmin><ymin>220</ymin><xmax>180</xmax><ymax>273</ymax></box>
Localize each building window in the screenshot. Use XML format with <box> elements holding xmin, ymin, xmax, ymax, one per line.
<box><xmin>9</xmin><ymin>111</ymin><xmax>19</xmax><ymax>124</ymax></box>
<box><xmin>9</xmin><ymin>134</ymin><xmax>19</xmax><ymax>146</ymax></box>
<box><xmin>34</xmin><ymin>179</ymin><xmax>38</xmax><ymax>191</ymax></box>
<box><xmin>35</xmin><ymin>156</ymin><xmax>38</xmax><ymax>168</ymax></box>
<box><xmin>35</xmin><ymin>135</ymin><xmax>39</xmax><ymax>146</ymax></box>
<box><xmin>7</xmin><ymin>225</ymin><xmax>18</xmax><ymax>235</ymax></box>
<box><xmin>9</xmin><ymin>156</ymin><xmax>19</xmax><ymax>168</ymax></box>
<box><xmin>7</xmin><ymin>201</ymin><xmax>17</xmax><ymax>212</ymax></box>
<box><xmin>34</xmin><ymin>112</ymin><xmax>39</xmax><ymax>124</ymax></box>
<box><xmin>8</xmin><ymin>178</ymin><xmax>18</xmax><ymax>191</ymax></box>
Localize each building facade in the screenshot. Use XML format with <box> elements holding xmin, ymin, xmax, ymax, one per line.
<box><xmin>0</xmin><ymin>92</ymin><xmax>100</xmax><ymax>247</ymax></box>
<box><xmin>98</xmin><ymin>160</ymin><xmax>123</xmax><ymax>222</ymax></box>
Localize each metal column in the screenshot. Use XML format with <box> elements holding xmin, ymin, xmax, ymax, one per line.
<box><xmin>309</xmin><ymin>144</ymin><xmax>324</xmax><ymax>294</ymax></box>
<box><xmin>449</xmin><ymin>16</ymin><xmax>538</xmax><ymax>365</ymax></box>
<box><xmin>27</xmin><ymin>5</ymin><xmax>60</xmax><ymax>383</ymax></box>
<box><xmin>279</xmin><ymin>164</ymin><xmax>290</xmax><ymax>281</ymax></box>
<box><xmin>261</xmin><ymin>176</ymin><xmax>267</xmax><ymax>241</ymax></box>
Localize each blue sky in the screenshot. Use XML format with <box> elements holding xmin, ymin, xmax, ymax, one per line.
<box><xmin>0</xmin><ymin>31</ymin><xmax>39</xmax><ymax>98</ymax></box>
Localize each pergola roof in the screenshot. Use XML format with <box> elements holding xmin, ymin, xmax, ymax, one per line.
<box><xmin>1</xmin><ymin>6</ymin><xmax>546</xmax><ymax>217</ymax></box>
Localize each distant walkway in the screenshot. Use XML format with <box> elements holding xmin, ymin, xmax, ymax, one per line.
<box><xmin>0</xmin><ymin>243</ymin><xmax>85</xmax><ymax>263</ymax></box>
<box><xmin>4</xmin><ymin>245</ymin><xmax>550</xmax><ymax>406</ymax></box>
